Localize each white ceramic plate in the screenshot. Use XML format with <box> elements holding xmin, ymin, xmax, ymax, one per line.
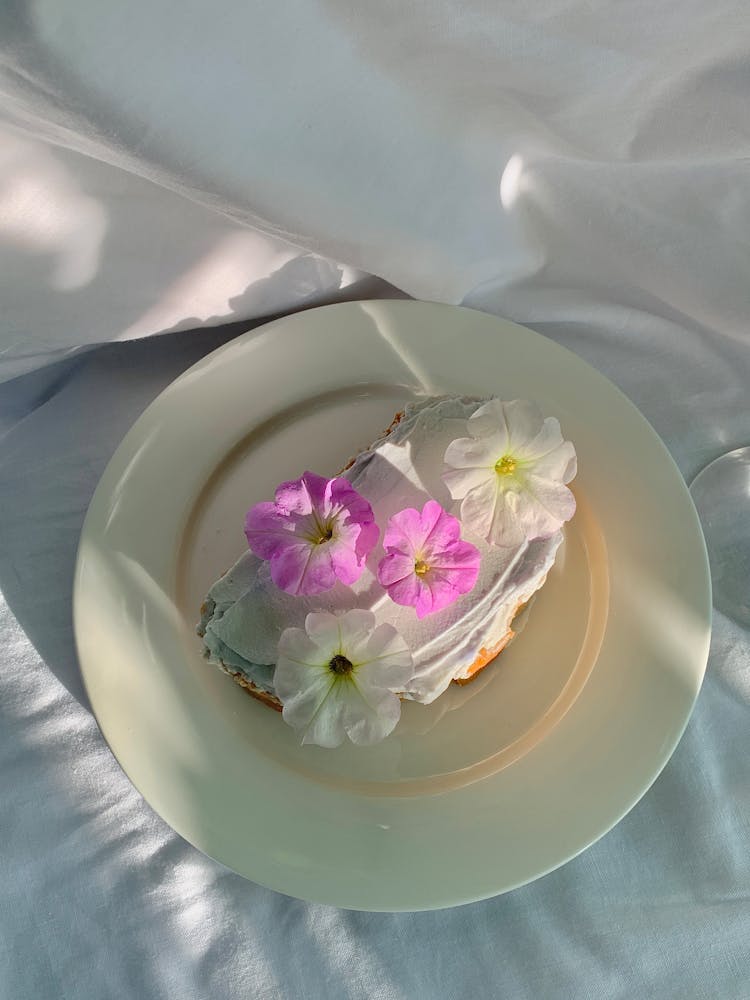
<box><xmin>74</xmin><ymin>301</ymin><xmax>711</xmax><ymax>910</ymax></box>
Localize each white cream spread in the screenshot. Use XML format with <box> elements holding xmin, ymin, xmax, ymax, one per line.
<box><xmin>200</xmin><ymin>397</ymin><xmax>562</xmax><ymax>704</ymax></box>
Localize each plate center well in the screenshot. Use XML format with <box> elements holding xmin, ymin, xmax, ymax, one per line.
<box><xmin>176</xmin><ymin>384</ymin><xmax>608</xmax><ymax>795</ymax></box>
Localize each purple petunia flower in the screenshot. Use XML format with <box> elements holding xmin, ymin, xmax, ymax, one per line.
<box><xmin>245</xmin><ymin>471</ymin><xmax>379</xmax><ymax>596</ymax></box>
<box><xmin>376</xmin><ymin>500</ymin><xmax>481</xmax><ymax>619</ymax></box>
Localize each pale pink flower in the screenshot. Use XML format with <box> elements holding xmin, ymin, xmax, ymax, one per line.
<box><xmin>245</xmin><ymin>471</ymin><xmax>378</xmax><ymax>596</ymax></box>
<box><xmin>377</xmin><ymin>500</ymin><xmax>481</xmax><ymax>619</ymax></box>
<box><xmin>443</xmin><ymin>399</ymin><xmax>577</xmax><ymax>548</ymax></box>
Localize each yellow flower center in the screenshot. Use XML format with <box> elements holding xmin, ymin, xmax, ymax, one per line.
<box><xmin>309</xmin><ymin>514</ymin><xmax>335</xmax><ymax>544</ymax></box>
<box><xmin>495</xmin><ymin>455</ymin><xmax>517</xmax><ymax>476</ymax></box>
<box><xmin>414</xmin><ymin>559</ymin><xmax>430</xmax><ymax>576</ymax></box>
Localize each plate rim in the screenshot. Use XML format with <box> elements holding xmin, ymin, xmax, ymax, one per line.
<box><xmin>73</xmin><ymin>299</ymin><xmax>712</xmax><ymax>910</ymax></box>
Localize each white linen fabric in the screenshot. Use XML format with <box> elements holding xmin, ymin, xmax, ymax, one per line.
<box><xmin>1</xmin><ymin>2</ymin><xmax>749</xmax><ymax>997</ymax></box>
<box><xmin>2</xmin><ymin>323</ymin><xmax>748</xmax><ymax>1000</ymax></box>
<box><xmin>2</xmin><ymin>1</ymin><xmax>750</xmax><ymax>379</ymax></box>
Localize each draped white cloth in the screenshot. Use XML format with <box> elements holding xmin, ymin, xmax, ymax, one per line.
<box><xmin>1</xmin><ymin>2</ymin><xmax>748</xmax><ymax>996</ymax></box>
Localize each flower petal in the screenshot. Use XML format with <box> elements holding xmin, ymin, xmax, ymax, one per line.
<box><xmin>415</xmin><ymin>571</ymin><xmax>462</xmax><ymax>618</ymax></box>
<box><xmin>457</xmin><ymin>476</ymin><xmax>498</xmax><ymax>539</ymax></box>
<box><xmin>244</xmin><ymin>503</ymin><xmax>297</xmax><ymax>560</ymax></box>
<box><xmin>275</xmin><ymin>628</ymin><xmax>337</xmax><ymax>732</ymax></box>
<box><xmin>274</xmin><ymin>472</ymin><xmax>321</xmax><ymax>515</ymax></box>
<box><xmin>413</xmin><ymin>582</ymin><xmax>438</xmax><ymax>618</ymax></box>
<box><xmin>277</xmin><ymin>667</ymin><xmax>332</xmax><ymax>716</ymax></box>
<box><xmin>382</xmin><ymin>506</ymin><xmax>425</xmax><ymax>555</ymax></box>
<box><xmin>523</xmin><ymin>475</ymin><xmax>577</xmax><ymax>532</ymax></box>
<box><xmin>421</xmin><ymin>500</ymin><xmax>462</xmax><ymax>554</ymax></box>
<box><xmin>501</xmin><ymin>399</ymin><xmax>545</xmax><ymax>451</ymax></box>
<box><xmin>460</xmin><ymin>477</ymin><xmax>527</xmax><ymax>548</ymax></box>
<box><xmin>329</xmin><ymin>529</ymin><xmax>367</xmax><ymax>585</ymax></box>
<box><xmin>528</xmin><ymin>439</ymin><xmax>577</xmax><ymax>483</ymax></box>
<box><xmin>466</xmin><ymin>397</ymin><xmax>511</xmax><ymax>446</ymax></box>
<box><xmin>442</xmin><ymin>463</ymin><xmax>495</xmax><ymax>501</ymax></box>
<box><xmin>266</xmin><ymin>540</ymin><xmax>313</xmax><ymax>593</ymax></box>
<box><xmin>352</xmin><ymin>517</ymin><xmax>380</xmax><ymax>565</ymax></box>
<box><xmin>299</xmin><ymin>470</ymin><xmax>331</xmax><ymax>510</ymax></box>
<box><xmin>329</xmin><ymin>476</ymin><xmax>375</xmax><ymax>522</ymax></box>
<box><xmin>269</xmin><ymin>540</ymin><xmax>335</xmax><ymax>595</ymax></box>
<box><xmin>275</xmin><ymin>655</ymin><xmax>330</xmax><ymax>707</ymax></box>
<box><xmin>443</xmin><ymin>437</ymin><xmax>494</xmax><ymax>470</ymax></box>
<box><xmin>428</xmin><ymin>541</ymin><xmax>480</xmax><ymax>594</ymax></box>
<box><xmin>277</xmin><ymin>626</ymin><xmax>326</xmax><ymax>671</ymax></box>
<box><xmin>385</xmin><ymin>571</ymin><xmax>424</xmax><ymax>609</ymax></box>
<box><xmin>350</xmin><ymin>623</ymin><xmax>413</xmax><ymax>688</ymax></box>
<box><xmin>444</xmin><ymin>434</ymin><xmax>502</xmax><ymax>471</ymax></box>
<box><xmin>295</xmin><ymin>677</ymin><xmax>349</xmax><ymax>748</ymax></box>
<box><xmin>342</xmin><ymin>681</ymin><xmax>403</xmax><ymax>745</ymax></box>
<box><xmin>514</xmin><ymin>415</ymin><xmax>563</xmax><ymax>460</ymax></box>
<box><xmin>337</xmin><ymin>608</ymin><xmax>378</xmax><ymax>656</ymax></box>
<box><xmin>376</xmin><ymin>551</ymin><xmax>415</xmax><ymax>588</ymax></box>
<box><xmin>302</xmin><ymin>611</ymin><xmax>345</xmax><ymax>660</ymax></box>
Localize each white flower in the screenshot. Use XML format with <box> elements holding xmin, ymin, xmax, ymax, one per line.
<box><xmin>443</xmin><ymin>398</ymin><xmax>577</xmax><ymax>548</ymax></box>
<box><xmin>274</xmin><ymin>610</ymin><xmax>414</xmax><ymax>747</ymax></box>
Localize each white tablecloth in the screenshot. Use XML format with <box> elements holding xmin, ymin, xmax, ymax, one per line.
<box><xmin>1</xmin><ymin>2</ymin><xmax>749</xmax><ymax>997</ymax></box>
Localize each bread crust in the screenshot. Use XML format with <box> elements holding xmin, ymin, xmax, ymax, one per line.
<box><xmin>222</xmin><ymin>666</ymin><xmax>284</xmax><ymax>711</ymax></box>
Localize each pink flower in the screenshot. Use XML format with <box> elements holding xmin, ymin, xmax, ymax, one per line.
<box><xmin>376</xmin><ymin>500</ymin><xmax>481</xmax><ymax>618</ymax></box>
<box><xmin>245</xmin><ymin>471</ymin><xmax>379</xmax><ymax>596</ymax></box>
